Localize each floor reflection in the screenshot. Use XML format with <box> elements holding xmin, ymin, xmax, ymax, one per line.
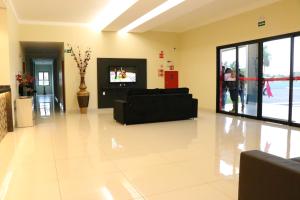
<box><xmin>1</xmin><ymin>109</ymin><xmax>300</xmax><ymax>200</ymax></box>
<box><xmin>34</xmin><ymin>95</ymin><xmax>56</xmax><ymax>121</ymax></box>
<box><xmin>216</xmin><ymin>114</ymin><xmax>300</xmax><ymax>179</ymax></box>
<box><xmin>260</xmin><ymin>125</ymin><xmax>288</xmax><ymax>158</ymax></box>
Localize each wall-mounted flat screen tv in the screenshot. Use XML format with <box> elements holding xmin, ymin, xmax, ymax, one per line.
<box><xmin>109</xmin><ymin>66</ymin><xmax>136</xmax><ymax>83</ymax></box>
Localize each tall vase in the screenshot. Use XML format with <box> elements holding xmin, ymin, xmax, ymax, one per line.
<box><xmin>18</xmin><ymin>84</ymin><xmax>28</xmax><ymax>96</ymax></box>
<box><xmin>18</xmin><ymin>84</ymin><xmax>24</xmax><ymax>97</ymax></box>
<box><xmin>77</xmin><ymin>72</ymin><xmax>89</xmax><ymax>114</ymax></box>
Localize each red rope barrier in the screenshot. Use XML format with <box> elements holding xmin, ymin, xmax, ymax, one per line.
<box><xmin>218</xmin><ymin>75</ymin><xmax>300</xmax><ymax>108</ymax></box>
<box><xmin>237</xmin><ymin>77</ymin><xmax>300</xmax><ymax>81</ymax></box>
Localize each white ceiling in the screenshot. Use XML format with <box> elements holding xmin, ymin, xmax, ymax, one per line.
<box><xmin>9</xmin><ymin>0</ymin><xmax>280</xmax><ymax>32</ymax></box>
<box><xmin>151</xmin><ymin>0</ymin><xmax>281</xmax><ymax>32</ymax></box>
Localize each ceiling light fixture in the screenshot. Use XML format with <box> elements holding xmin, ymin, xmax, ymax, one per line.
<box><xmin>90</xmin><ymin>0</ymin><xmax>138</xmax><ymax>32</ymax></box>
<box><xmin>118</xmin><ymin>0</ymin><xmax>185</xmax><ymax>34</ymax></box>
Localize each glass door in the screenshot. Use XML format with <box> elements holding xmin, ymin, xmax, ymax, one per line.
<box><xmin>219</xmin><ymin>47</ymin><xmax>237</xmax><ymax>113</ymax></box>
<box><xmin>217</xmin><ymin>33</ymin><xmax>300</xmax><ymax>127</ymax></box>
<box><xmin>238</xmin><ymin>44</ymin><xmax>259</xmax><ymax>116</ymax></box>
<box><xmin>292</xmin><ymin>36</ymin><xmax>300</xmax><ymax>123</ymax></box>
<box><xmin>262</xmin><ymin>38</ymin><xmax>291</xmax><ymax>121</ymax></box>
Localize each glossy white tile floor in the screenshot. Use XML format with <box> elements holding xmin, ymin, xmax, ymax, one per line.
<box><xmin>1</xmin><ymin>109</ymin><xmax>300</xmax><ymax>200</ymax></box>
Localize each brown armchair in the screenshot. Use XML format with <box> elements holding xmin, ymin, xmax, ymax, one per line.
<box><xmin>238</xmin><ymin>150</ymin><xmax>300</xmax><ymax>200</ymax></box>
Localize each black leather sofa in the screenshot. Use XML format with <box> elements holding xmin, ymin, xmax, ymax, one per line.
<box><xmin>113</xmin><ymin>88</ymin><xmax>198</xmax><ymax>125</ymax></box>
<box><xmin>238</xmin><ymin>150</ymin><xmax>300</xmax><ymax>200</ymax></box>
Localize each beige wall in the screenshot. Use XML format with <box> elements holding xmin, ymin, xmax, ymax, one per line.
<box><xmin>7</xmin><ymin>4</ymin><xmax>22</xmax><ymax>101</ymax></box>
<box><xmin>0</xmin><ymin>5</ymin><xmax>22</xmax><ymax>128</ymax></box>
<box><xmin>0</xmin><ymin>8</ymin><xmax>10</xmax><ymax>85</ymax></box>
<box><xmin>0</xmin><ymin>5</ymin><xmax>22</xmax><ymax>99</ymax></box>
<box><xmin>0</xmin><ymin>4</ymin><xmax>21</xmax><ymax>182</ymax></box>
<box><xmin>4</xmin><ymin>0</ymin><xmax>300</xmax><ymax>112</ymax></box>
<box><xmin>19</xmin><ymin>25</ymin><xmax>180</xmax><ymax>111</ymax></box>
<box><xmin>179</xmin><ymin>0</ymin><xmax>300</xmax><ymax>111</ymax></box>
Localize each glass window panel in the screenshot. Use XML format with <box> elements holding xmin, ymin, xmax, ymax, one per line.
<box><xmin>238</xmin><ymin>44</ymin><xmax>258</xmax><ymax>116</ymax></box>
<box><xmin>44</xmin><ymin>72</ymin><xmax>49</xmax><ymax>80</ymax></box>
<box><xmin>38</xmin><ymin>81</ymin><xmax>44</xmax><ymax>86</ymax></box>
<box><xmin>219</xmin><ymin>47</ymin><xmax>237</xmax><ymax>112</ymax></box>
<box><xmin>44</xmin><ymin>81</ymin><xmax>49</xmax><ymax>86</ymax></box>
<box><xmin>292</xmin><ymin>37</ymin><xmax>300</xmax><ymax>123</ymax></box>
<box><xmin>262</xmin><ymin>38</ymin><xmax>291</xmax><ymax>121</ymax></box>
<box><xmin>38</xmin><ymin>72</ymin><xmax>43</xmax><ymax>80</ymax></box>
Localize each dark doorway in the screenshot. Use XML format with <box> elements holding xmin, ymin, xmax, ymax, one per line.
<box><xmin>21</xmin><ymin>42</ymin><xmax>66</xmax><ymax>119</ymax></box>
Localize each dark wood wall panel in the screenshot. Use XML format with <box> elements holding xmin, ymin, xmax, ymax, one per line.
<box><xmin>0</xmin><ymin>86</ymin><xmax>13</xmax><ymax>142</ymax></box>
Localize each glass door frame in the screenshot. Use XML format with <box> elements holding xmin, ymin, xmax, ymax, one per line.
<box><xmin>217</xmin><ymin>40</ymin><xmax>261</xmax><ymax>119</ymax></box>
<box><xmin>216</xmin><ymin>31</ymin><xmax>300</xmax><ymax>127</ymax></box>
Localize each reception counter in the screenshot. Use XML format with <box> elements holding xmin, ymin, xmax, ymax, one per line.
<box><xmin>0</xmin><ymin>85</ymin><xmax>13</xmax><ymax>142</ymax></box>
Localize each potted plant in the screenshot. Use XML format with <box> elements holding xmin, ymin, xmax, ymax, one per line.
<box><xmin>16</xmin><ymin>72</ymin><xmax>34</xmax><ymax>96</ymax></box>
<box><xmin>68</xmin><ymin>45</ymin><xmax>91</xmax><ymax>114</ymax></box>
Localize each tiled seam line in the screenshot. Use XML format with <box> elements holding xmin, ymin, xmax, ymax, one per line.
<box><xmin>209</xmin><ymin>179</ymin><xmax>239</xmax><ymax>200</ymax></box>
<box><xmin>140</xmin><ymin>180</ymin><xmax>234</xmax><ymax>200</ymax></box>
<box><xmin>0</xmin><ymin>132</ymin><xmax>18</xmax><ymax>200</ymax></box>
<box><xmin>98</xmin><ymin>148</ymin><xmax>146</xmax><ymax>200</ymax></box>
<box><xmin>99</xmin><ymin>137</ymin><xmax>225</xmax><ymax>199</ymax></box>
<box><xmin>50</xmin><ymin>122</ymin><xmax>63</xmax><ymax>200</ymax></box>
<box><xmin>107</xmin><ymin>152</ymin><xmax>224</xmax><ymax>199</ymax></box>
<box><xmin>47</xmin><ymin>113</ymin><xmax>230</xmax><ymax>200</ymax></box>
<box><xmin>50</xmin><ymin>135</ymin><xmax>143</xmax><ymax>200</ymax></box>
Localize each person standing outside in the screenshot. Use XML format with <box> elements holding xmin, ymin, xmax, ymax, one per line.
<box><xmin>221</xmin><ymin>66</ymin><xmax>228</xmax><ymax>109</ymax></box>
<box><xmin>225</xmin><ymin>68</ymin><xmax>237</xmax><ymax>112</ymax></box>
<box><xmin>238</xmin><ymin>70</ymin><xmax>245</xmax><ymax>112</ymax></box>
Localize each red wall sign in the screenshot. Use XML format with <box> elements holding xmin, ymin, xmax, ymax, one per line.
<box><xmin>159</xmin><ymin>51</ymin><xmax>164</xmax><ymax>59</ymax></box>
<box><xmin>158</xmin><ymin>69</ymin><xmax>164</xmax><ymax>77</ymax></box>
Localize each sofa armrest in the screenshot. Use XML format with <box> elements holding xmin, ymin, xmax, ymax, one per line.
<box><xmin>291</xmin><ymin>157</ymin><xmax>300</xmax><ymax>163</ymax></box>
<box><xmin>192</xmin><ymin>98</ymin><xmax>198</xmax><ymax>118</ymax></box>
<box><xmin>113</xmin><ymin>100</ymin><xmax>127</xmax><ymax>124</ymax></box>
<box><xmin>238</xmin><ymin>150</ymin><xmax>300</xmax><ymax>200</ymax></box>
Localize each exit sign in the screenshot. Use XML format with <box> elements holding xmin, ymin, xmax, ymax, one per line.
<box><xmin>258</xmin><ymin>20</ymin><xmax>266</xmax><ymax>27</ymax></box>
<box><xmin>64</xmin><ymin>49</ymin><xmax>72</xmax><ymax>53</ymax></box>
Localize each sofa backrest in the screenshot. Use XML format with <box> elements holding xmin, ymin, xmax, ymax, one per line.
<box><xmin>127</xmin><ymin>88</ymin><xmax>189</xmax><ymax>96</ymax></box>
<box><xmin>291</xmin><ymin>157</ymin><xmax>300</xmax><ymax>163</ymax></box>
<box><xmin>125</xmin><ymin>93</ymin><xmax>194</xmax><ymax>122</ymax></box>
<box><xmin>239</xmin><ymin>150</ymin><xmax>300</xmax><ymax>200</ymax></box>
<box><xmin>162</xmin><ymin>88</ymin><xmax>189</xmax><ymax>94</ymax></box>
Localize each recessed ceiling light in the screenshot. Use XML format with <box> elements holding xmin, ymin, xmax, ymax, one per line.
<box><xmin>118</xmin><ymin>0</ymin><xmax>185</xmax><ymax>34</ymax></box>
<box><xmin>90</xmin><ymin>0</ymin><xmax>138</xmax><ymax>32</ymax></box>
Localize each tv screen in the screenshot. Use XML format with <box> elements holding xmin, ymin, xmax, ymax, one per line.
<box><xmin>109</xmin><ymin>66</ymin><xmax>136</xmax><ymax>83</ymax></box>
